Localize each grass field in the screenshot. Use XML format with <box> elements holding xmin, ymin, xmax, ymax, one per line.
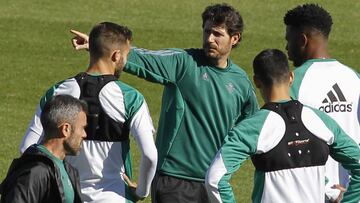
<box><xmin>1</xmin><ymin>0</ymin><xmax>359</xmax><ymax>202</ymax></box>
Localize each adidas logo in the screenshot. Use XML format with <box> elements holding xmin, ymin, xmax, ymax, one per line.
<box><xmin>319</xmin><ymin>83</ymin><xmax>352</xmax><ymax>113</ymax></box>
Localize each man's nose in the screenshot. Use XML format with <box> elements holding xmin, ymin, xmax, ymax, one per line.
<box><xmin>206</xmin><ymin>33</ymin><xmax>214</xmax><ymax>43</ymax></box>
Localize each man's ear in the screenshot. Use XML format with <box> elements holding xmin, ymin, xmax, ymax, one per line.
<box><xmin>300</xmin><ymin>33</ymin><xmax>308</xmax><ymax>49</ymax></box>
<box><xmin>289</xmin><ymin>71</ymin><xmax>295</xmax><ymax>86</ymax></box>
<box><xmin>231</xmin><ymin>32</ymin><xmax>241</xmax><ymax>46</ymax></box>
<box><xmin>59</xmin><ymin>123</ymin><xmax>71</xmax><ymax>138</ymax></box>
<box><xmin>111</xmin><ymin>50</ymin><xmax>121</xmax><ymax>62</ymax></box>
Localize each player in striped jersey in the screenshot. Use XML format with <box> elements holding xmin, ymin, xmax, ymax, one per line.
<box><xmin>205</xmin><ymin>49</ymin><xmax>360</xmax><ymax>203</ymax></box>
<box><xmin>20</xmin><ymin>22</ymin><xmax>157</xmax><ymax>203</ymax></box>
<box><xmin>284</xmin><ymin>4</ymin><xmax>360</xmax><ymax>202</ymax></box>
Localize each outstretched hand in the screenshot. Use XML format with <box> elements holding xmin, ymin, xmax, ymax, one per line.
<box><xmin>331</xmin><ymin>184</ymin><xmax>346</xmax><ymax>203</ymax></box>
<box><xmin>70</xmin><ymin>29</ymin><xmax>89</xmax><ymax>50</ymax></box>
<box><xmin>123</xmin><ymin>173</ymin><xmax>145</xmax><ymax>202</ymax></box>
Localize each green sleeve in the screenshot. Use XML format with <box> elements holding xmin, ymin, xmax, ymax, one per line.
<box><xmin>39</xmin><ymin>80</ymin><xmax>65</xmax><ymax>109</ymax></box>
<box><xmin>213</xmin><ymin>112</ymin><xmax>267</xmax><ymax>202</ymax></box>
<box><xmin>313</xmin><ymin>110</ymin><xmax>360</xmax><ymax>203</ymax></box>
<box><xmin>238</xmin><ymin>85</ymin><xmax>259</xmax><ymax>123</ymax></box>
<box><xmin>124</xmin><ymin>48</ymin><xmax>188</xmax><ymax>84</ymax></box>
<box><xmin>330</xmin><ymin>128</ymin><xmax>360</xmax><ymax>203</ymax></box>
<box><xmin>217</xmin><ymin>132</ymin><xmax>257</xmax><ymax>202</ymax></box>
<box><xmin>115</xmin><ymin>81</ymin><xmax>144</xmax><ymax>122</ymax></box>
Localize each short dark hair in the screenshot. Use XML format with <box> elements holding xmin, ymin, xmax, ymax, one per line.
<box><xmin>202</xmin><ymin>3</ymin><xmax>244</xmax><ymax>44</ymax></box>
<box><xmin>89</xmin><ymin>22</ymin><xmax>132</xmax><ymax>59</ymax></box>
<box><xmin>284</xmin><ymin>4</ymin><xmax>333</xmax><ymax>37</ymax></box>
<box><xmin>253</xmin><ymin>49</ymin><xmax>290</xmax><ymax>86</ymax></box>
<box><xmin>41</xmin><ymin>95</ymin><xmax>88</xmax><ymax>139</ymax></box>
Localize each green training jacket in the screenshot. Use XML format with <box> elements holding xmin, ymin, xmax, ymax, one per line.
<box><xmin>125</xmin><ymin>48</ymin><xmax>259</xmax><ymax>181</ymax></box>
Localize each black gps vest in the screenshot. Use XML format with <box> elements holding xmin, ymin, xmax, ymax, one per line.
<box><xmin>75</xmin><ymin>72</ymin><xmax>129</xmax><ymax>142</ymax></box>
<box><xmin>251</xmin><ymin>100</ymin><xmax>329</xmax><ymax>172</ymax></box>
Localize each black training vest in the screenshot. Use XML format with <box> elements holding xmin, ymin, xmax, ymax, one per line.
<box><xmin>74</xmin><ymin>72</ymin><xmax>129</xmax><ymax>142</ymax></box>
<box><xmin>251</xmin><ymin>100</ymin><xmax>329</xmax><ymax>172</ymax></box>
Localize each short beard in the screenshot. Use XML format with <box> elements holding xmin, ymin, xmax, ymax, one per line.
<box><xmin>64</xmin><ymin>139</ymin><xmax>79</xmax><ymax>156</ymax></box>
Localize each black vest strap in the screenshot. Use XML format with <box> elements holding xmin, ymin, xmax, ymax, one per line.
<box><xmin>75</xmin><ymin>72</ymin><xmax>130</xmax><ymax>142</ymax></box>
<box><xmin>251</xmin><ymin>100</ymin><xmax>329</xmax><ymax>172</ymax></box>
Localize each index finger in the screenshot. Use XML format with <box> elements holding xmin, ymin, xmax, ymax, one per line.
<box><xmin>123</xmin><ymin>173</ymin><xmax>130</xmax><ymax>182</ymax></box>
<box><xmin>70</xmin><ymin>29</ymin><xmax>88</xmax><ymax>39</ymax></box>
<box><xmin>331</xmin><ymin>184</ymin><xmax>346</xmax><ymax>192</ymax></box>
<box><xmin>122</xmin><ymin>173</ymin><xmax>134</xmax><ymax>186</ymax></box>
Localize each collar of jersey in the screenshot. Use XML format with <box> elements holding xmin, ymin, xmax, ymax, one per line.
<box><xmin>208</xmin><ymin>59</ymin><xmax>232</xmax><ymax>73</ymax></box>
<box><xmin>275</xmin><ymin>99</ymin><xmax>292</xmax><ymax>103</ymax></box>
<box><xmin>37</xmin><ymin>144</ymin><xmax>63</xmax><ymax>164</ymax></box>
<box><xmin>305</xmin><ymin>58</ymin><xmax>337</xmax><ymax>63</ymax></box>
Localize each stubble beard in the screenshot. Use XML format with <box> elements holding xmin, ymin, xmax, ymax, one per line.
<box><xmin>204</xmin><ymin>46</ymin><xmax>220</xmax><ymax>62</ymax></box>
<box><xmin>64</xmin><ymin>137</ymin><xmax>81</xmax><ymax>156</ymax></box>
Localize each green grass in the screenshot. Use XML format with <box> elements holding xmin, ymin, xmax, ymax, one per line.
<box><xmin>0</xmin><ymin>0</ymin><xmax>359</xmax><ymax>202</ymax></box>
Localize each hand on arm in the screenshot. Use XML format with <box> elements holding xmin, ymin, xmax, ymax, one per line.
<box><xmin>70</xmin><ymin>29</ymin><xmax>89</xmax><ymax>51</ymax></box>
<box><xmin>123</xmin><ymin>173</ymin><xmax>145</xmax><ymax>202</ymax></box>
<box><xmin>331</xmin><ymin>184</ymin><xmax>346</xmax><ymax>203</ymax></box>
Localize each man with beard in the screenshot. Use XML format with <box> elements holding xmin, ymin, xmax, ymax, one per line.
<box><xmin>20</xmin><ymin>22</ymin><xmax>158</xmax><ymax>202</ymax></box>
<box><xmin>71</xmin><ymin>3</ymin><xmax>258</xmax><ymax>203</ymax></box>
<box><xmin>284</xmin><ymin>4</ymin><xmax>360</xmax><ymax>202</ymax></box>
<box><xmin>1</xmin><ymin>95</ymin><xmax>87</xmax><ymax>203</ymax></box>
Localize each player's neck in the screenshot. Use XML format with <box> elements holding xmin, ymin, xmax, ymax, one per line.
<box><xmin>87</xmin><ymin>58</ymin><xmax>115</xmax><ymax>75</ymax></box>
<box><xmin>306</xmin><ymin>40</ymin><xmax>330</xmax><ymax>60</ymax></box>
<box><xmin>263</xmin><ymin>85</ymin><xmax>291</xmax><ymax>103</ymax></box>
<box><xmin>209</xmin><ymin>53</ymin><xmax>229</xmax><ymax>69</ymax></box>
<box><xmin>42</xmin><ymin>139</ymin><xmax>66</xmax><ymax>160</ymax></box>
<box><xmin>214</xmin><ymin>58</ymin><xmax>228</xmax><ymax>69</ymax></box>
<box><xmin>306</xmin><ymin>50</ymin><xmax>330</xmax><ymax>61</ymax></box>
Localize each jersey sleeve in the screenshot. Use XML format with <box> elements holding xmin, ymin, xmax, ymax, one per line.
<box><xmin>205</xmin><ymin>116</ymin><xmax>260</xmax><ymax>203</ymax></box>
<box><xmin>328</xmin><ymin>123</ymin><xmax>360</xmax><ymax>202</ymax></box>
<box><xmin>129</xmin><ymin>101</ymin><xmax>157</xmax><ymax>198</ymax></box>
<box><xmin>124</xmin><ymin>47</ymin><xmax>188</xmax><ymax>84</ymax></box>
<box><xmin>311</xmin><ymin>108</ymin><xmax>360</xmax><ymax>203</ymax></box>
<box><xmin>239</xmin><ymin>85</ymin><xmax>259</xmax><ymax>122</ymax></box>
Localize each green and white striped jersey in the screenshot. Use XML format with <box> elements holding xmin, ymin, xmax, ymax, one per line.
<box><xmin>125</xmin><ymin>48</ymin><xmax>259</xmax><ymax>181</ymax></box>
<box><xmin>290</xmin><ymin>59</ymin><xmax>360</xmax><ymax>201</ymax></box>
<box><xmin>205</xmin><ymin>100</ymin><xmax>360</xmax><ymax>203</ymax></box>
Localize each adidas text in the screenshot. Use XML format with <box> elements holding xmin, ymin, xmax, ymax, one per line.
<box><xmin>319</xmin><ymin>103</ymin><xmax>352</xmax><ymax>113</ymax></box>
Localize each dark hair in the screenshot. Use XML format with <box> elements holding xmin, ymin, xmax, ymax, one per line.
<box><xmin>253</xmin><ymin>49</ymin><xmax>290</xmax><ymax>86</ymax></box>
<box><xmin>202</xmin><ymin>3</ymin><xmax>244</xmax><ymax>45</ymax></box>
<box><xmin>284</xmin><ymin>4</ymin><xmax>332</xmax><ymax>37</ymax></box>
<box><xmin>41</xmin><ymin>95</ymin><xmax>88</xmax><ymax>139</ymax></box>
<box><xmin>89</xmin><ymin>22</ymin><xmax>132</xmax><ymax>59</ymax></box>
